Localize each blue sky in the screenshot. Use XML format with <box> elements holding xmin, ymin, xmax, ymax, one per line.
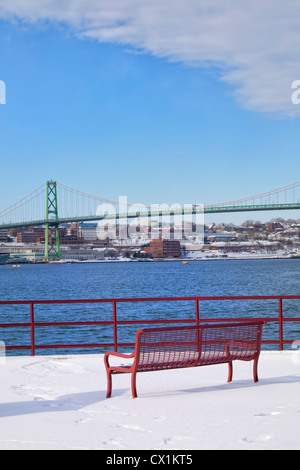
<box><xmin>1</xmin><ymin>1</ymin><xmax>300</xmax><ymax>225</ymax></box>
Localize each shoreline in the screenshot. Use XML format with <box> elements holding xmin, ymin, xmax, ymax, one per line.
<box><xmin>1</xmin><ymin>253</ymin><xmax>299</xmax><ymax>265</ymax></box>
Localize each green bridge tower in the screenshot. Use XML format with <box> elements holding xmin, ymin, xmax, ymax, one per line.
<box><xmin>45</xmin><ymin>181</ymin><xmax>61</xmax><ymax>261</ymax></box>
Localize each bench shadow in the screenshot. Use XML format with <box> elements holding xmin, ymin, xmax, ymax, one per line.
<box><xmin>0</xmin><ymin>388</ymin><xmax>127</xmax><ymax>419</ymax></box>
<box><xmin>137</xmin><ymin>374</ymin><xmax>300</xmax><ymax>398</ymax></box>
<box><xmin>181</xmin><ymin>374</ymin><xmax>300</xmax><ymax>395</ymax></box>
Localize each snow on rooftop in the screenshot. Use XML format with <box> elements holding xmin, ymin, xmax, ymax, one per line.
<box><xmin>0</xmin><ymin>351</ymin><xmax>300</xmax><ymax>450</ymax></box>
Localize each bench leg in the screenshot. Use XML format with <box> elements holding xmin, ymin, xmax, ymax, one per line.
<box><xmin>131</xmin><ymin>370</ymin><xmax>138</xmax><ymax>399</ymax></box>
<box><xmin>106</xmin><ymin>370</ymin><xmax>112</xmax><ymax>398</ymax></box>
<box><xmin>253</xmin><ymin>358</ymin><xmax>259</xmax><ymax>383</ymax></box>
<box><xmin>227</xmin><ymin>361</ymin><xmax>233</xmax><ymax>383</ymax></box>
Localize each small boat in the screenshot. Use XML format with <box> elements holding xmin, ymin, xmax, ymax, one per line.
<box><xmin>182</xmin><ymin>261</ymin><xmax>189</xmax><ymax>264</ymax></box>
<box><xmin>12</xmin><ymin>265</ymin><xmax>20</xmax><ymax>268</ymax></box>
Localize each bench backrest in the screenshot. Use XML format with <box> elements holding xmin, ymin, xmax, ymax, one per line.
<box><xmin>134</xmin><ymin>321</ymin><xmax>265</xmax><ymax>371</ymax></box>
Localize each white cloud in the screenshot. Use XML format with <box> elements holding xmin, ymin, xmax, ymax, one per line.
<box><xmin>1</xmin><ymin>0</ymin><xmax>300</xmax><ymax>116</ymax></box>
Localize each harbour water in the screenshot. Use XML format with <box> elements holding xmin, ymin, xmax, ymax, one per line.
<box><xmin>1</xmin><ymin>258</ymin><xmax>300</xmax><ymax>353</ymax></box>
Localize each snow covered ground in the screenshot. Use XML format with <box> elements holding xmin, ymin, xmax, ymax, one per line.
<box><xmin>0</xmin><ymin>351</ymin><xmax>300</xmax><ymax>450</ymax></box>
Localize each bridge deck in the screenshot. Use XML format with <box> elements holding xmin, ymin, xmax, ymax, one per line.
<box><xmin>1</xmin><ymin>203</ymin><xmax>300</xmax><ymax>230</ymax></box>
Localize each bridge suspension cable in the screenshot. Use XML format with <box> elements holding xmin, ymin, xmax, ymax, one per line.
<box><xmin>0</xmin><ymin>184</ymin><xmax>46</xmax><ymax>218</ymax></box>
<box><xmin>57</xmin><ymin>180</ymin><xmax>300</xmax><ymax>212</ymax></box>
<box><xmin>206</xmin><ymin>180</ymin><xmax>300</xmax><ymax>208</ymax></box>
<box><xmin>56</xmin><ymin>182</ymin><xmax>152</xmax><ymax>210</ymax></box>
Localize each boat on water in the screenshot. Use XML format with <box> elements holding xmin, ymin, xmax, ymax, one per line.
<box><xmin>182</xmin><ymin>261</ymin><xmax>189</xmax><ymax>264</ymax></box>
<box><xmin>12</xmin><ymin>265</ymin><xmax>20</xmax><ymax>268</ymax></box>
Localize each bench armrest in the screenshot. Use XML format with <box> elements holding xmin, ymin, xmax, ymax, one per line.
<box><xmin>104</xmin><ymin>351</ymin><xmax>135</xmax><ymax>369</ymax></box>
<box><xmin>225</xmin><ymin>340</ymin><xmax>257</xmax><ymax>355</ymax></box>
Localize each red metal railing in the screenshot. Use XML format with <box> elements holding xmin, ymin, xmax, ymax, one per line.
<box><xmin>0</xmin><ymin>295</ymin><xmax>300</xmax><ymax>355</ymax></box>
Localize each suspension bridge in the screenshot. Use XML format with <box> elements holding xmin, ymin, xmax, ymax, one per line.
<box><xmin>1</xmin><ymin>180</ymin><xmax>300</xmax><ymax>261</ymax></box>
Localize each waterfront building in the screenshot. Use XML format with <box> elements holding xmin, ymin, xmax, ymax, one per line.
<box><xmin>0</xmin><ymin>229</ymin><xmax>8</xmax><ymax>242</ymax></box>
<box><xmin>144</xmin><ymin>239</ymin><xmax>181</xmax><ymax>258</ymax></box>
<box><xmin>17</xmin><ymin>228</ymin><xmax>44</xmax><ymax>244</ymax></box>
<box><xmin>60</xmin><ymin>248</ymin><xmax>98</xmax><ymax>261</ymax></box>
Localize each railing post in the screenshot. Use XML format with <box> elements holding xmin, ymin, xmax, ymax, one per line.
<box><xmin>30</xmin><ymin>303</ymin><xmax>35</xmax><ymax>356</ymax></box>
<box><xmin>279</xmin><ymin>297</ymin><xmax>283</xmax><ymax>351</ymax></box>
<box><xmin>113</xmin><ymin>301</ymin><xmax>118</xmax><ymax>352</ymax></box>
<box><xmin>195</xmin><ymin>299</ymin><xmax>200</xmax><ymax>326</ymax></box>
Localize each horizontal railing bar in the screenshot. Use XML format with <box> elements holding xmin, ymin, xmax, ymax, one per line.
<box><xmin>0</xmin><ymin>294</ymin><xmax>300</xmax><ymax>305</ymax></box>
<box><xmin>5</xmin><ymin>339</ymin><xmax>290</xmax><ymax>352</ymax></box>
<box><xmin>28</xmin><ymin>321</ymin><xmax>113</xmax><ymax>327</ymax></box>
<box><xmin>34</xmin><ymin>343</ymin><xmax>115</xmax><ymax>350</ymax></box>
<box><xmin>0</xmin><ymin>317</ymin><xmax>288</xmax><ymax>329</ymax></box>
<box><xmin>115</xmin><ymin>319</ymin><xmax>195</xmax><ymax>325</ymax></box>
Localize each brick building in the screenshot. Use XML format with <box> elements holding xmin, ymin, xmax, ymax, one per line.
<box><xmin>144</xmin><ymin>239</ymin><xmax>181</xmax><ymax>258</ymax></box>
<box><xmin>17</xmin><ymin>228</ymin><xmax>44</xmax><ymax>244</ymax></box>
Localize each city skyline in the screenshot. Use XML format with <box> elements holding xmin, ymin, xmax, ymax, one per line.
<box><xmin>1</xmin><ymin>1</ymin><xmax>300</xmax><ymax>225</ymax></box>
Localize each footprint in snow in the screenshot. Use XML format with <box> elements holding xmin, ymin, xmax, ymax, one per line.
<box><xmin>254</xmin><ymin>411</ymin><xmax>282</xmax><ymax>417</ymax></box>
<box><xmin>242</xmin><ymin>434</ymin><xmax>278</xmax><ymax>444</ymax></box>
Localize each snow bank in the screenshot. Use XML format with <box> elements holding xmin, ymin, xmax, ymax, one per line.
<box><xmin>0</xmin><ymin>351</ymin><xmax>300</xmax><ymax>450</ymax></box>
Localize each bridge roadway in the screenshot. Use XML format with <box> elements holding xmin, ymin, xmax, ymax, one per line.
<box><xmin>1</xmin><ymin>202</ymin><xmax>300</xmax><ymax>230</ymax></box>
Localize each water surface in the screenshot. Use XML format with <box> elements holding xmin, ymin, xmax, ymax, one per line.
<box><xmin>1</xmin><ymin>259</ymin><xmax>300</xmax><ymax>353</ymax></box>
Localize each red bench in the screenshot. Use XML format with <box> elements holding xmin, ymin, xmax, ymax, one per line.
<box><xmin>104</xmin><ymin>320</ymin><xmax>266</xmax><ymax>398</ymax></box>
